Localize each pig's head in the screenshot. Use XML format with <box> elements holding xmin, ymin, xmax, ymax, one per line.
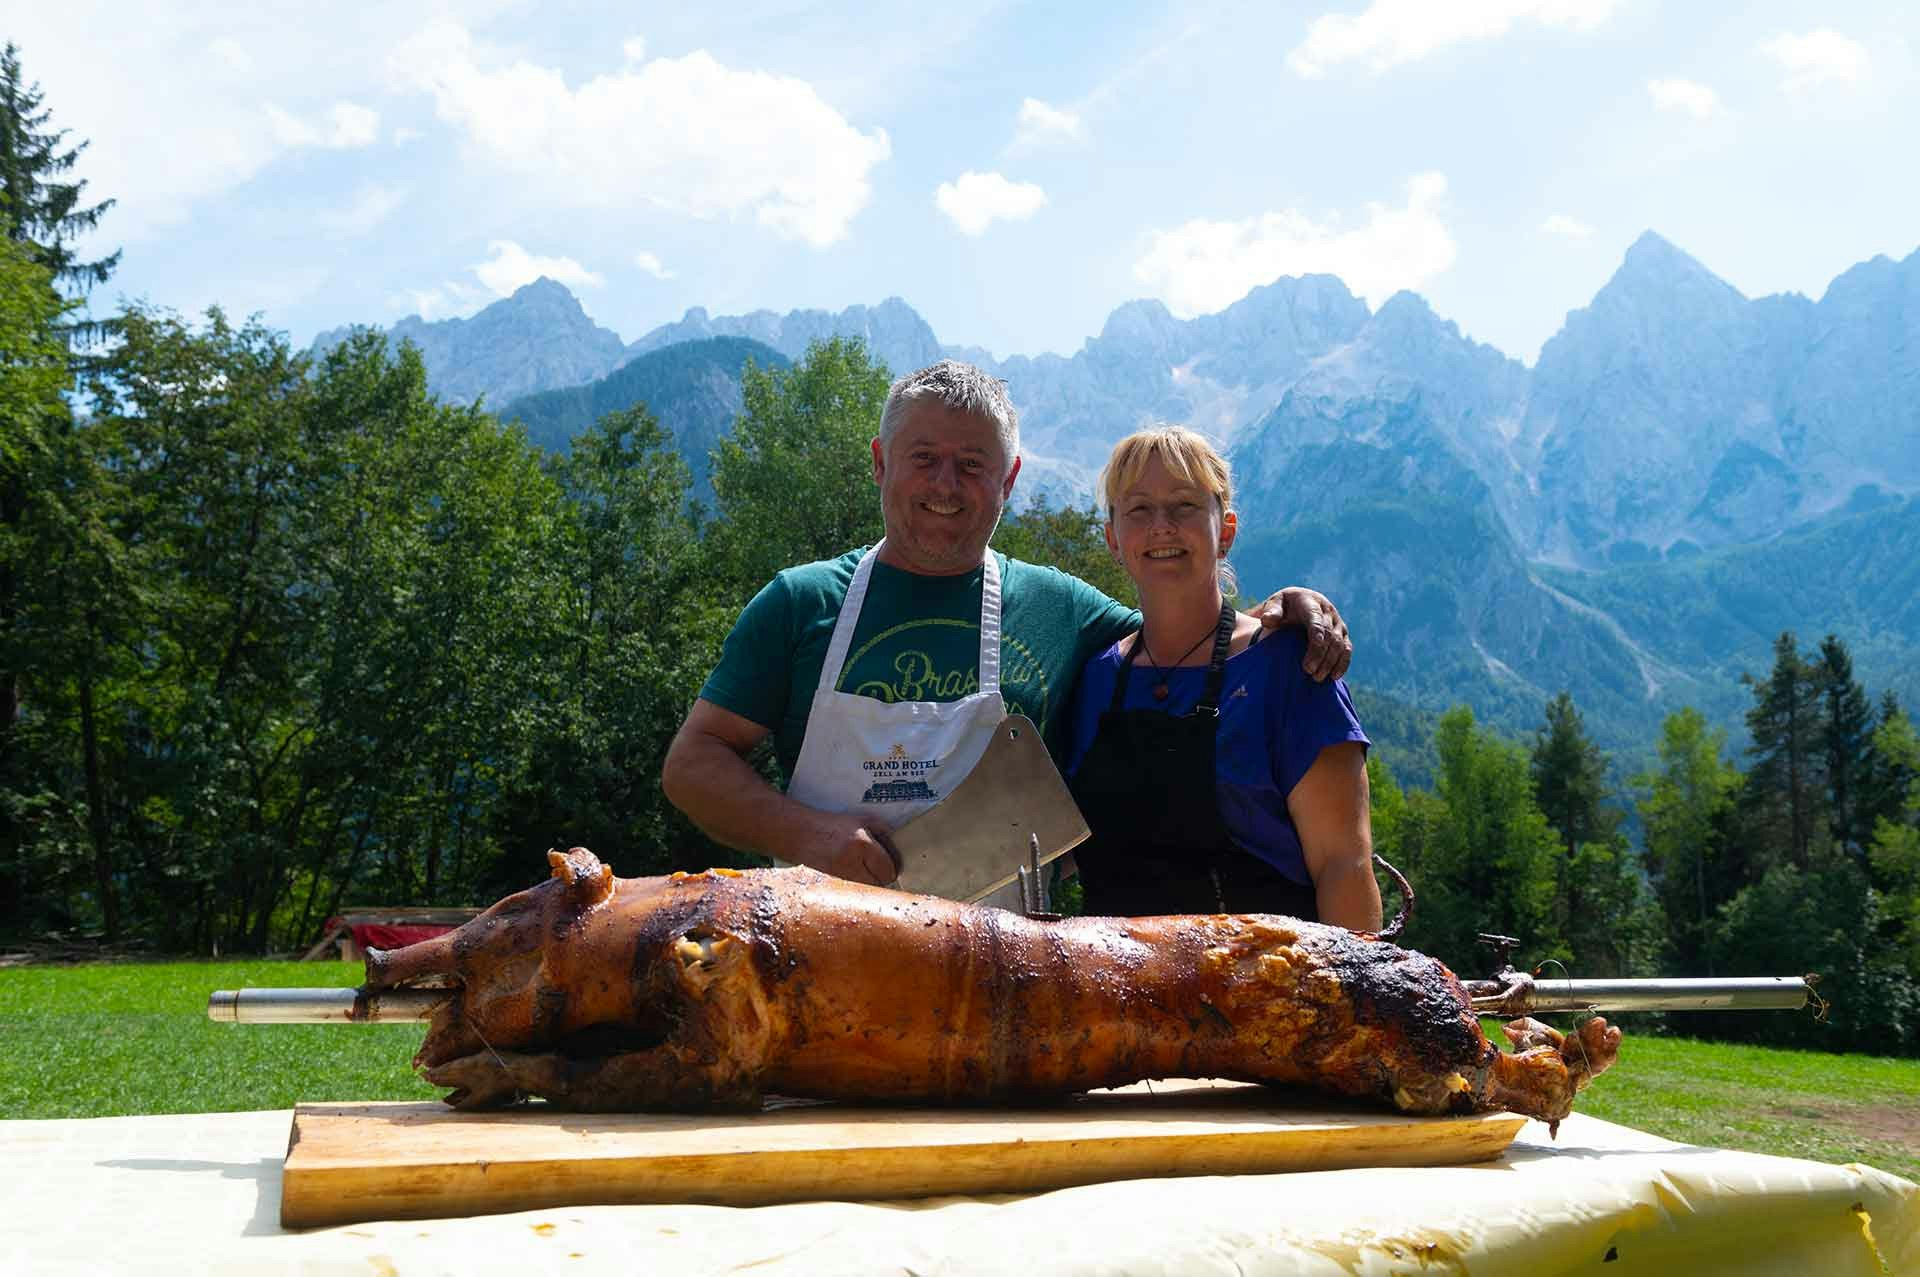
<box><xmin>363</xmin><ymin>846</ymin><xmax>615</xmax><ymax>991</ymax></box>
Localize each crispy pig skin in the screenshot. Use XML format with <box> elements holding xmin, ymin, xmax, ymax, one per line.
<box><xmin>363</xmin><ymin>848</ymin><xmax>1619</xmax><ymax>1122</ymax></box>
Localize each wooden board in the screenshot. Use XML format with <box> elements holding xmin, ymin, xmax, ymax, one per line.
<box><xmin>280</xmin><ymin>1081</ymin><xmax>1525</xmax><ymax>1229</ymax></box>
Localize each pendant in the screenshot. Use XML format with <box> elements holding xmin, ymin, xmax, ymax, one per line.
<box><xmin>1153</xmin><ymin>684</ymin><xmax>1170</xmax><ymax>701</ymax></box>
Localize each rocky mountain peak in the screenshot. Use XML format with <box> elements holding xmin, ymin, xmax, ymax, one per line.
<box><xmin>1817</xmin><ymin>245</ymin><xmax>1919</xmax><ymax>312</ymax></box>
<box><xmin>1598</xmin><ymin>231</ymin><xmax>1746</xmax><ymax>312</ymax></box>
<box><xmin>1096</xmin><ymin>298</ymin><xmax>1179</xmax><ymax>346</ymax></box>
<box><xmin>510</xmin><ymin>276</ymin><xmax>579</xmax><ymax>304</ymax></box>
<box><xmin>1368</xmin><ymin>289</ymin><xmax>1440</xmax><ymax>335</ymax></box>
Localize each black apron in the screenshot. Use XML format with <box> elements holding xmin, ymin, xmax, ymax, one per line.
<box><xmin>1069</xmin><ymin>604</ymin><xmax>1320</xmax><ymax>919</ymax></box>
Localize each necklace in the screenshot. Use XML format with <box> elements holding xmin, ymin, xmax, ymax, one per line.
<box><xmin>1138</xmin><ymin>619</ymin><xmax>1216</xmax><ymax>701</ymax></box>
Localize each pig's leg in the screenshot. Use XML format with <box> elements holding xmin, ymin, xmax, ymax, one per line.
<box><xmin>422</xmin><ymin>924</ymin><xmax>776</xmax><ymax>1112</ymax></box>
<box><xmin>425</xmin><ymin>1040</ymin><xmax>763</xmax><ymax>1111</ymax></box>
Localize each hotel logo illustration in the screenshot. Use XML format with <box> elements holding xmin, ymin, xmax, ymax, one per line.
<box><xmin>861</xmin><ymin>742</ymin><xmax>942</xmax><ymax>804</ymax></box>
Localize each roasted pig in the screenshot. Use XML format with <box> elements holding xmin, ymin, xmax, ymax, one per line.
<box><xmin>368</xmin><ymin>848</ymin><xmax>1619</xmax><ymax>1126</ymax></box>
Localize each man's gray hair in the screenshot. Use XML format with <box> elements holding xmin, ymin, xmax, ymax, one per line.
<box><xmin>878</xmin><ymin>360</ymin><xmax>1020</xmax><ymax>467</ymax></box>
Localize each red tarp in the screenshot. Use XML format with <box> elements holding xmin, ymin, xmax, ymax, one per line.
<box><xmin>322</xmin><ymin>918</ymin><xmax>455</xmax><ymax>952</ymax></box>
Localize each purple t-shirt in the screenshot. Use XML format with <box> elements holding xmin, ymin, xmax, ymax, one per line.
<box><xmin>1065</xmin><ymin>627</ymin><xmax>1370</xmax><ymax>886</ymax></box>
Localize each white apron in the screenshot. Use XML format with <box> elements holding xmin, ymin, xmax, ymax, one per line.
<box><xmin>785</xmin><ymin>542</ymin><xmax>1006</xmax><ymax>836</ymax></box>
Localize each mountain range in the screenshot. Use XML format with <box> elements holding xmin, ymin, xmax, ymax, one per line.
<box><xmin>309</xmin><ymin>234</ymin><xmax>1920</xmax><ymax>758</ymax></box>
<box><xmin>502</xmin><ymin>336</ymin><xmax>790</xmax><ymax>507</ymax></box>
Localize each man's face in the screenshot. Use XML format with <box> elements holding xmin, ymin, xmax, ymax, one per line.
<box><xmin>871</xmin><ymin>402</ymin><xmax>1021</xmax><ymax>576</ymax></box>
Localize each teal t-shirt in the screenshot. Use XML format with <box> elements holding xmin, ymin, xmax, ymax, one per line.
<box><xmin>701</xmin><ymin>548</ymin><xmax>1139</xmax><ymax>779</ymax></box>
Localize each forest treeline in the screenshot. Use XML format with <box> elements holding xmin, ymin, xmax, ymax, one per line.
<box><xmin>3</xmin><ymin>42</ymin><xmax>1917</xmax><ymax>1054</ymax></box>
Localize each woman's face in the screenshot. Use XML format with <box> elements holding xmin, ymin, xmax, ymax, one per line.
<box><xmin>1104</xmin><ymin>454</ymin><xmax>1236</xmax><ymax>591</ymax></box>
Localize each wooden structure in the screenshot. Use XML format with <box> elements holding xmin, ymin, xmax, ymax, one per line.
<box><xmin>278</xmin><ymin>1080</ymin><xmax>1526</xmax><ymax>1227</ymax></box>
<box><xmin>300</xmin><ymin>907</ymin><xmax>481</xmax><ymax>961</ymax></box>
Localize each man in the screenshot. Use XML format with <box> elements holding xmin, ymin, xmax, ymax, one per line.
<box><xmin>662</xmin><ymin>361</ymin><xmax>1350</xmax><ymax>888</ymax></box>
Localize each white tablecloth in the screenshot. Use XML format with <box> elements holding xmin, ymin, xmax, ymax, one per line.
<box><xmin>2</xmin><ymin>1108</ymin><xmax>1913</xmax><ymax>1275</ymax></box>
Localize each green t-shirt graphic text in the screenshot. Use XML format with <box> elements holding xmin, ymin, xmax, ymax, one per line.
<box><xmin>700</xmin><ymin>548</ymin><xmax>1138</xmax><ymax>781</ymax></box>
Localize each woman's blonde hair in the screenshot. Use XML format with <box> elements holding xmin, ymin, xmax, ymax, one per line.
<box><xmin>1097</xmin><ymin>425</ymin><xmax>1238</xmax><ymax>596</ymax></box>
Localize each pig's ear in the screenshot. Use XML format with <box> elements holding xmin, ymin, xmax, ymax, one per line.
<box><xmin>547</xmin><ymin>846</ymin><xmax>615</xmax><ymax>906</ymax></box>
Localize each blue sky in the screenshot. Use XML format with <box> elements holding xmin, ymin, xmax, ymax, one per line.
<box><xmin>18</xmin><ymin>1</ymin><xmax>1918</xmax><ymax>364</ymax></box>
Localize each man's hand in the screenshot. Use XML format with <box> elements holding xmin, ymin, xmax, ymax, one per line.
<box><xmin>665</xmin><ymin>700</ymin><xmax>893</xmax><ymax>880</ymax></box>
<box><xmin>807</xmin><ymin>813</ymin><xmax>901</xmax><ymax>887</ymax></box>
<box><xmin>1250</xmin><ymin>586</ymin><xmax>1352</xmax><ymax>681</ymax></box>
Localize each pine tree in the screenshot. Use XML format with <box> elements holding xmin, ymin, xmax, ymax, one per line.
<box><xmin>1815</xmin><ymin>634</ymin><xmax>1874</xmax><ymax>857</ymax></box>
<box><xmin>1741</xmin><ymin>632</ymin><xmax>1826</xmax><ymax>869</ymax></box>
<box><xmin>1529</xmin><ymin>691</ymin><xmax>1620</xmax><ymax>851</ymax></box>
<box><xmin>0</xmin><ymin>42</ymin><xmax>119</xmax><ymax>325</ymax></box>
<box><xmin>1527</xmin><ymin>693</ymin><xmax>1656</xmax><ymax>977</ymax></box>
<box><xmin>0</xmin><ymin>235</ymin><xmax>75</xmax><ymax>929</ymax></box>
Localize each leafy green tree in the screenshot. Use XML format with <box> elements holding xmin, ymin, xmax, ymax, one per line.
<box><xmin>0</xmin><ymin>43</ymin><xmax>118</xmax><ymax>320</ymax></box>
<box><xmin>1365</xmin><ymin>753</ymin><xmax>1423</xmax><ymax>926</ymax></box>
<box><xmin>992</xmin><ymin>498</ymin><xmax>1135</xmax><ymax>606</ymax></box>
<box><xmin>488</xmin><ymin>405</ymin><xmax>735</xmax><ymax>886</ymax></box>
<box><xmin>279</xmin><ymin>330</ymin><xmax>564</xmax><ymax>934</ymax></box>
<box><xmin>709</xmin><ymin>337</ymin><xmax>889</xmax><ymax>588</ymax></box>
<box><xmin>1707</xmin><ymin>857</ymin><xmax>1920</xmax><ymax>1052</ymax></box>
<box><xmin>29</xmin><ymin>316</ymin><xmax>579</xmax><ymax>950</ymax></box>
<box><xmin>1636</xmin><ymin>707</ymin><xmax>1743</xmax><ymax>971</ymax></box>
<box><xmin>1381</xmin><ymin>706</ymin><xmax>1565</xmax><ymax>974</ymax></box>
<box><xmin>71</xmin><ymin>306</ymin><xmax>318</xmax><ymax>946</ymax></box>
<box><xmin>300</xmin><ymin>336</ymin><xmax>568</xmax><ymax>920</ymax></box>
<box><xmin>1862</xmin><ymin>693</ymin><xmax>1916</xmax><ymax>844</ymax></box>
<box><xmin>1873</xmin><ymin>820</ymin><xmax>1920</xmax><ymax>979</ymax></box>
<box><xmin>1867</xmin><ymin>704</ymin><xmax>1920</xmax><ymax>976</ymax></box>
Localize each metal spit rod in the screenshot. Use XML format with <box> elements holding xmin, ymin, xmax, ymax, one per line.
<box><xmin>212</xmin><ymin>974</ymin><xmax>1817</xmax><ymax>1026</ymax></box>
<box><xmin>1465</xmin><ymin>975</ymin><xmax>1813</xmax><ymax>1016</ymax></box>
<box><xmin>206</xmin><ymin>987</ymin><xmax>448</xmax><ymax>1024</ymax></box>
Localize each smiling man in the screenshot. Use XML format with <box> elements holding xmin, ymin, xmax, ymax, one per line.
<box><xmin>661</xmin><ymin>361</ymin><xmax>1352</xmax><ymax>889</ymax></box>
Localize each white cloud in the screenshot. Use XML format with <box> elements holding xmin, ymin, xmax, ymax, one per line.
<box><xmin>1133</xmin><ymin>172</ymin><xmax>1456</xmax><ymax>316</ymax></box>
<box><xmin>633</xmin><ymin>250</ymin><xmax>674</xmax><ymax>279</ymax></box>
<box><xmin>1646</xmin><ymin>78</ymin><xmax>1721</xmax><ymax>119</ymax></box>
<box><xmin>317</xmin><ymin>182</ymin><xmax>406</xmax><ymax>238</ymax></box>
<box><xmin>386</xmin><ymin>281</ymin><xmax>492</xmax><ymax>323</ymax></box>
<box><xmin>1013</xmin><ymin>97</ymin><xmax>1083</xmax><ymax>148</ymax></box>
<box><xmin>1761</xmin><ymin>29</ymin><xmax>1871</xmax><ymax>94</ymax></box>
<box><xmin>472</xmin><ymin>240</ymin><xmax>605</xmax><ymax>295</ymax></box>
<box><xmin>390</xmin><ymin>21</ymin><xmax>890</xmax><ymax>247</ymax></box>
<box><xmin>935</xmin><ymin>171</ymin><xmax>1048</xmax><ymax>236</ymax></box>
<box><xmin>209</xmin><ymin>37</ymin><xmax>252</xmax><ymax>74</ymax></box>
<box><xmin>1289</xmin><ymin>0</ymin><xmax>1616</xmax><ymax>77</ymax></box>
<box><xmin>1541</xmin><ymin>213</ymin><xmax>1594</xmax><ymax>238</ymax></box>
<box><xmin>391</xmin><ymin>126</ymin><xmax>423</xmax><ymax>145</ymax></box>
<box><xmin>0</xmin><ymin>6</ymin><xmax>420</xmax><ymax>242</ymax></box>
<box><xmin>387</xmin><ymin>238</ymin><xmax>604</xmax><ymax>321</ymax></box>
<box><xmin>267</xmin><ymin>101</ymin><xmax>382</xmax><ymax>148</ymax></box>
<box><xmin>623</xmin><ymin>36</ymin><xmax>647</xmax><ymax>64</ymax></box>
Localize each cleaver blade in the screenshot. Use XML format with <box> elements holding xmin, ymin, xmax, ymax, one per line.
<box><xmin>885</xmin><ymin>715</ymin><xmax>1089</xmax><ymax>905</ymax></box>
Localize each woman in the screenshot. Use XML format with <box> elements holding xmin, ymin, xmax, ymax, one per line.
<box><xmin>1065</xmin><ymin>426</ymin><xmax>1382</xmax><ymax>928</ymax></box>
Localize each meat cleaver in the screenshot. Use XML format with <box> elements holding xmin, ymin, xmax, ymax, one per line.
<box><xmin>884</xmin><ymin>715</ymin><xmax>1089</xmax><ymax>905</ymax></box>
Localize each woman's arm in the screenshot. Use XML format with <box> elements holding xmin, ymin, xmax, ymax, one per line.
<box><xmin>1289</xmin><ymin>742</ymin><xmax>1382</xmax><ymax>931</ymax></box>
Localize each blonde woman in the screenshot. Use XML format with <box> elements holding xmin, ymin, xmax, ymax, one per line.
<box><xmin>1064</xmin><ymin>427</ymin><xmax>1382</xmax><ymax>928</ymax></box>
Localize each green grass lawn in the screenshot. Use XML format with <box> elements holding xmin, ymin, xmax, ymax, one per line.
<box><xmin>0</xmin><ymin>959</ymin><xmax>437</xmax><ymax>1116</ymax></box>
<box><xmin>3</xmin><ymin>960</ymin><xmax>1916</xmax><ymax>1182</ymax></box>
